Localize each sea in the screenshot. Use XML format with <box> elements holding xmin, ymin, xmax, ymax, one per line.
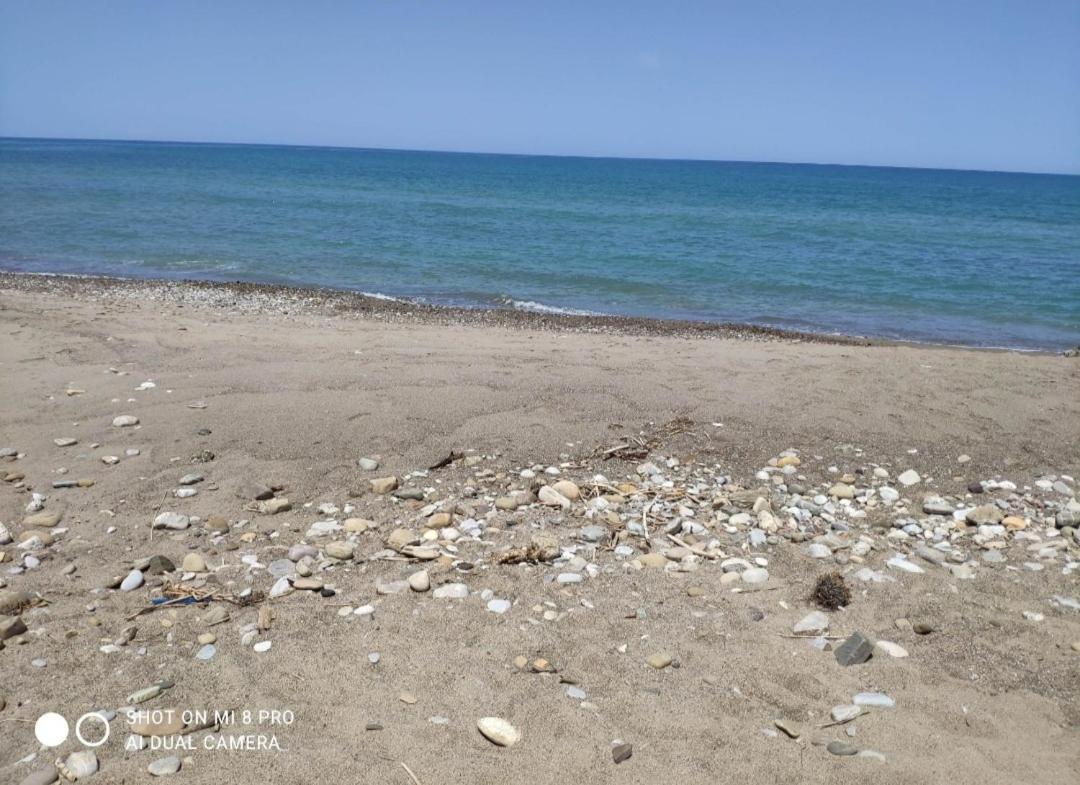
<box><xmin>2</xmin><ymin>137</ymin><xmax>1078</xmax><ymax>350</ymax></box>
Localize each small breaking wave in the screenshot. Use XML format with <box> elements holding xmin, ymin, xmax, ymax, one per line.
<box><xmin>500</xmin><ymin>297</ymin><xmax>604</xmax><ymax>317</ymax></box>
<box><xmin>357</xmin><ymin>290</ymin><xmax>409</xmax><ymax>303</ymax></box>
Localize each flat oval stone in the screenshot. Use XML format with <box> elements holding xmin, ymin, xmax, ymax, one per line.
<box><xmin>853</xmin><ymin>692</ymin><xmax>895</xmax><ymax>709</ymax></box>
<box><xmin>23</xmin><ymin>510</ymin><xmax>63</xmax><ymax>528</ymax></box>
<box><xmin>120</xmin><ymin>569</ymin><xmax>144</xmax><ymax>591</ymax></box>
<box><xmin>130</xmin><ymin>710</ymin><xmax>185</xmax><ymax>736</ymax></box>
<box><xmin>477</xmin><ymin>716</ymin><xmax>520</xmax><ymax>747</ymax></box>
<box><xmin>148</xmin><ymin>755</ymin><xmax>181</xmax><ymax>776</ymax></box>
<box><xmin>18</xmin><ymin>768</ymin><xmax>60</xmax><ymax>785</ymax></box>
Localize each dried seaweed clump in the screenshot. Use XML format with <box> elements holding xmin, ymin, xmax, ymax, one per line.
<box><xmin>495</xmin><ymin>534</ymin><xmax>560</xmax><ymax>565</ymax></box>
<box><xmin>812</xmin><ymin>572</ymin><xmax>852</xmax><ymax>610</ymax></box>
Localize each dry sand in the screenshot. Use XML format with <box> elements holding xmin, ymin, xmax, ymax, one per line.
<box><xmin>1</xmin><ymin>274</ymin><xmax>1078</xmax><ymax>784</ymax></box>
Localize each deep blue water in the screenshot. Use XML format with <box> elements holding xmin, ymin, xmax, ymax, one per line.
<box><xmin>2</xmin><ymin>137</ymin><xmax>1078</xmax><ymax>349</ymax></box>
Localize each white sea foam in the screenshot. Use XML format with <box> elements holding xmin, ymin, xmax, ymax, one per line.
<box><xmin>502</xmin><ymin>298</ymin><xmax>603</xmax><ymax>317</ymax></box>
<box><xmin>358</xmin><ymin>290</ymin><xmax>408</xmax><ymax>303</ymax></box>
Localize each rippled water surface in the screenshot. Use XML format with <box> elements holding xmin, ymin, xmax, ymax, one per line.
<box><xmin>2</xmin><ymin>138</ymin><xmax>1078</xmax><ymax>348</ymax></box>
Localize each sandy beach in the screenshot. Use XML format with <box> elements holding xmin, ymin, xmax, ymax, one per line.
<box><xmin>1</xmin><ymin>272</ymin><xmax>1079</xmax><ymax>785</ymax></box>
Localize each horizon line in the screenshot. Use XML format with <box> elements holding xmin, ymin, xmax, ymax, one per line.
<box><xmin>2</xmin><ymin>134</ymin><xmax>1077</xmax><ymax>178</ymax></box>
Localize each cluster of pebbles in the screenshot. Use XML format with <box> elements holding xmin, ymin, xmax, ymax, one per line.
<box><xmin>2</xmin><ymin>408</ymin><xmax>1079</xmax><ymax>781</ymax></box>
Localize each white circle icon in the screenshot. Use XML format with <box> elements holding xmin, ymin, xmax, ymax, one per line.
<box><xmin>34</xmin><ymin>712</ymin><xmax>69</xmax><ymax>747</ymax></box>
<box><xmin>75</xmin><ymin>712</ymin><xmax>111</xmax><ymax>747</ymax></box>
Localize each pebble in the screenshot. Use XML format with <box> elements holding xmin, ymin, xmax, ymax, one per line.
<box><xmin>153</xmin><ymin>512</ymin><xmax>190</xmax><ymax>530</ymax></box>
<box><xmin>254</xmin><ymin>640</ymin><xmax>272</xmax><ymax>653</ymax></box>
<box><xmin>259</xmin><ymin>498</ymin><xmax>292</xmax><ymax>514</ymax></box>
<box><xmin>922</xmin><ymin>495</ymin><xmax>954</xmax><ymax>515</ymax></box>
<box><xmin>874</xmin><ymin>640</ymin><xmax>908</xmax><ymax>658</ymax></box>
<box><xmin>898</xmin><ymin>469</ymin><xmax>921</xmax><ymax>486</ymax></box>
<box><xmin>203</xmin><ymin>606</ymin><xmax>230</xmax><ymax>626</ymax></box>
<box><xmin>645</xmin><ymin>652</ymin><xmax>673</xmax><ymax>669</ymax></box>
<box><xmin>774</xmin><ymin>718</ymin><xmax>801</xmax><ymax>738</ymax></box>
<box><xmin>487</xmin><ymin>598</ymin><xmax>511</xmax><ymax>614</ymax></box>
<box><xmin>23</xmin><ymin>510</ymin><xmax>63</xmax><ymax>528</ymax></box>
<box><xmin>195</xmin><ymin>644</ymin><xmax>216</xmax><ymax>660</ymax></box>
<box><xmin>538</xmin><ymin>485</ymin><xmax>571</xmax><ymax>509</ymax></box>
<box><xmin>552</xmin><ymin>479</ymin><xmax>581</xmax><ymax>500</ymax></box>
<box><xmin>829</xmin><ymin>483</ymin><xmax>855</xmax><ymax>499</ymax></box>
<box><xmin>371</xmin><ymin>476</ymin><xmax>399</xmax><ymax>494</ymax></box>
<box><xmin>612</xmin><ymin>742</ymin><xmax>633</xmax><ymax>763</ymax></box>
<box><xmin>358</xmin><ymin>457</ymin><xmax>379</xmax><ymax>471</ymax></box>
<box><xmin>148</xmin><ymin>755</ymin><xmax>181</xmax><ymax>776</ymax></box>
<box><xmin>112</xmin><ymin>414</ymin><xmax>140</xmax><ymax>427</ymax></box>
<box><xmin>408</xmin><ymin>570</ymin><xmax>431</xmax><ymax>592</ymax></box>
<box><xmin>966</xmin><ymin>505</ymin><xmax>1004</xmax><ymax>525</ymax></box>
<box><xmin>853</xmin><ymin>692</ymin><xmax>895</xmax><ymax>708</ymax></box>
<box><xmin>120</xmin><ymin>569</ymin><xmax>144</xmax><ymax>591</ymax></box>
<box><xmin>638</xmin><ymin>553</ymin><xmax>668</xmax><ymax>568</ymax></box>
<box><xmin>324</xmin><ymin>541</ymin><xmax>355</xmax><ymax>560</ymax></box>
<box><xmin>831</xmin><ymin>704</ymin><xmax>862</xmax><ymax>722</ymax></box>
<box><xmin>834</xmin><ymin>632</ymin><xmax>874</xmax><ymax>666</ymax></box>
<box><xmin>181</xmin><ymin>553</ymin><xmax>207</xmax><ymax>572</ymax></box>
<box><xmin>477</xmin><ymin>716</ymin><xmax>520</xmax><ymax>747</ymax></box>
<box><xmin>886</xmin><ymin>555</ymin><xmax>924</xmax><ymax>574</ymax></box>
<box><xmin>127</xmin><ymin>685</ymin><xmax>165</xmax><ymax>704</ymax></box>
<box><xmin>793</xmin><ymin>611</ymin><xmax>829</xmax><ymax>634</ymax></box>
<box><xmin>741</xmin><ymin>567</ymin><xmax>769</xmax><ymax>584</ymax></box>
<box><xmin>130</xmin><ymin>712</ymin><xmax>185</xmax><ymax>736</ymax></box>
<box><xmin>827</xmin><ymin>740</ymin><xmax>858</xmax><ymax>756</ymax></box>
<box><xmin>18</xmin><ymin>770</ymin><xmax>59</xmax><ymax>785</ymax></box>
<box><xmin>433</xmin><ymin>583</ymin><xmax>468</xmax><ymax>599</ymax></box>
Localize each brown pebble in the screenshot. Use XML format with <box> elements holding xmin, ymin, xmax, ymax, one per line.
<box><xmin>612</xmin><ymin>742</ymin><xmax>633</xmax><ymax>763</ymax></box>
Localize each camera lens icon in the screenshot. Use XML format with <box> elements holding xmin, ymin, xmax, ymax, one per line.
<box><xmin>34</xmin><ymin>712</ymin><xmax>111</xmax><ymax>748</ymax></box>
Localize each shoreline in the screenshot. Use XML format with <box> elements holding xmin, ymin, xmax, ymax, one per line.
<box><xmin>0</xmin><ymin>269</ymin><xmax>1065</xmax><ymax>354</ymax></box>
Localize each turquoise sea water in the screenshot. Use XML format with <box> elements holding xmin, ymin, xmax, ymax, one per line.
<box><xmin>1</xmin><ymin>137</ymin><xmax>1078</xmax><ymax>349</ymax></box>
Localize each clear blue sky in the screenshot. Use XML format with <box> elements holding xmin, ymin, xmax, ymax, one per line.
<box><xmin>1</xmin><ymin>1</ymin><xmax>1077</xmax><ymax>173</ymax></box>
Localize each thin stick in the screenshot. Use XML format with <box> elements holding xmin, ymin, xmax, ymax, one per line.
<box><xmin>666</xmin><ymin>533</ymin><xmax>721</xmax><ymax>560</ymax></box>
<box><xmin>779</xmin><ymin>633</ymin><xmax>846</xmax><ymax>640</ymax></box>
<box><xmin>817</xmin><ymin>711</ymin><xmax>866</xmax><ymax>729</ymax></box>
<box><xmin>400</xmin><ymin>762</ymin><xmax>422</xmax><ymax>785</ymax></box>
<box><xmin>641</xmin><ymin>500</ymin><xmax>653</xmax><ymax>543</ymax></box>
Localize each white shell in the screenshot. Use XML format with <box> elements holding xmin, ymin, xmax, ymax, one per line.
<box><xmin>58</xmin><ymin>750</ymin><xmax>99</xmax><ymax>780</ymax></box>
